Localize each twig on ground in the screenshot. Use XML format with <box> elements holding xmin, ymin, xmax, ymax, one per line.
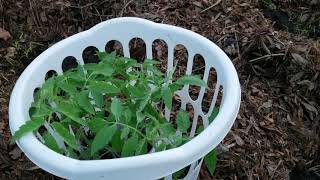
<box><xmin>270</xmin><ymin>160</ymin><xmax>283</xmax><ymax>180</ymax></box>
<box><xmin>121</xmin><ymin>0</ymin><xmax>135</xmax><ymax>17</ymax></box>
<box><xmin>249</xmin><ymin>53</ymin><xmax>285</xmax><ymax>62</ymax></box>
<box><xmin>201</xmin><ymin>0</ymin><xmax>222</xmax><ymax>13</ymax></box>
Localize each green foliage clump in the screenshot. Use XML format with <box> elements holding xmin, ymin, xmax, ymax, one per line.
<box><xmin>12</xmin><ymin>51</ymin><xmax>218</xmax><ymax>176</ymax></box>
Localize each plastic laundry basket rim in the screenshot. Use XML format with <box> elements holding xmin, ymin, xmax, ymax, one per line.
<box><xmin>9</xmin><ymin>17</ymin><xmax>241</xmax><ymax>178</ymax></box>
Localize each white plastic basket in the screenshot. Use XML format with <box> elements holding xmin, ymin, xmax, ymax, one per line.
<box><xmin>9</xmin><ymin>17</ymin><xmax>240</xmax><ymax>180</ymax></box>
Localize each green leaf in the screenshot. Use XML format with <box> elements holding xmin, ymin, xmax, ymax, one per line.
<box><xmin>51</xmin><ymin>122</ymin><xmax>80</xmax><ymax>151</ymax></box>
<box><xmin>109</xmin><ymin>79</ymin><xmax>125</xmax><ymax>90</ymax></box>
<box><xmin>121</xmin><ymin>134</ymin><xmax>139</xmax><ymax>157</ymax></box>
<box><xmin>56</xmin><ymin>101</ymin><xmax>88</xmax><ymax>126</ymax></box>
<box><xmin>126</xmin><ymin>84</ymin><xmax>144</xmax><ymax>98</ymax></box>
<box><xmin>146</xmin><ymin>124</ymin><xmax>158</xmax><ymax>141</ymax></box>
<box><xmin>144</xmin><ymin>103</ymin><xmax>165</xmax><ymax>123</ymax></box>
<box><xmin>209</xmin><ymin>108</ymin><xmax>219</xmax><ymax>123</ymax></box>
<box><xmin>158</xmin><ymin>123</ymin><xmax>182</xmax><ymax>148</ymax></box>
<box><xmin>76</xmin><ymin>128</ymin><xmax>90</xmax><ymax>147</ymax></box>
<box><xmin>145</xmin><ymin>113</ymin><xmax>159</xmax><ymax>124</ymax></box>
<box><xmin>43</xmin><ymin>132</ymin><xmax>63</xmax><ymax>153</ymax></box>
<box><xmin>83</xmin><ymin>63</ymin><xmax>97</xmax><ymax>72</ymax></box>
<box><xmin>92</xmin><ymin>63</ymin><xmax>114</xmax><ymax>77</ymax></box>
<box><xmin>90</xmin><ymin>90</ymin><xmax>104</xmax><ymax>108</ymax></box>
<box><xmin>124</xmin><ymin>109</ymin><xmax>132</xmax><ymax>123</ymax></box>
<box><xmin>176</xmin><ymin>75</ymin><xmax>207</xmax><ymax>87</ymax></box>
<box><xmin>88</xmin><ymin>81</ymin><xmax>120</xmax><ymax>94</ymax></box>
<box><xmin>159</xmin><ymin>123</ymin><xmax>176</xmax><ymax>135</ymax></box>
<box><xmin>165</xmin><ymin>63</ymin><xmax>177</xmax><ymax>83</ymax></box>
<box><xmin>78</xmin><ymin>65</ymin><xmax>87</xmax><ymax>78</ymax></box>
<box><xmin>138</xmin><ymin>90</ymin><xmax>152</xmax><ymax>112</ymax></box>
<box><xmin>167</xmin><ymin>133</ymin><xmax>183</xmax><ymax>148</ymax></box>
<box><xmin>205</xmin><ymin>149</ymin><xmax>217</xmax><ymax>176</ymax></box>
<box><xmin>120</xmin><ymin>127</ymin><xmax>130</xmax><ymax>139</ymax></box>
<box><xmin>79</xmin><ymin>148</ymin><xmax>92</xmax><ymax>160</ymax></box>
<box><xmin>91</xmin><ymin>124</ymin><xmax>117</xmax><ymax>155</ymax></box>
<box><xmin>173</xmin><ymin>168</ymin><xmax>186</xmax><ymax>179</ymax></box>
<box><xmin>64</xmin><ymin>71</ymin><xmax>86</xmax><ymax>82</ymax></box>
<box><xmin>40</xmin><ymin>78</ymin><xmax>56</xmax><ymax>99</ymax></box>
<box><xmin>33</xmin><ymin>88</ymin><xmax>41</xmax><ymax>102</ymax></box>
<box><xmin>30</xmin><ymin>103</ymin><xmax>52</xmax><ymax>118</ymax></box>
<box><xmin>196</xmin><ymin>125</ymin><xmax>204</xmax><ymax>134</ymax></box>
<box><xmin>150</xmin><ymin>67</ymin><xmax>164</xmax><ymax>76</ymax></box>
<box><xmin>12</xmin><ymin>118</ymin><xmax>45</xmax><ymax>141</ymax></box>
<box><xmin>151</xmin><ymin>87</ymin><xmax>162</xmax><ymax>101</ymax></box>
<box><xmin>155</xmin><ymin>141</ymin><xmax>166</xmax><ymax>152</ymax></box>
<box><xmin>56</xmin><ymin>80</ymin><xmax>77</xmax><ymax>96</ymax></box>
<box><xmin>176</xmin><ymin>110</ymin><xmax>190</xmax><ymax>133</ymax></box>
<box><xmin>111</xmin><ymin>98</ymin><xmax>122</xmax><ymax>120</ymax></box>
<box><xmin>135</xmin><ymin>138</ymin><xmax>147</xmax><ymax>155</ymax></box>
<box><xmin>88</xmin><ymin>117</ymin><xmax>107</xmax><ymax>134</ymax></box>
<box><xmin>136</xmin><ymin>112</ymin><xmax>145</xmax><ymax>124</ymax></box>
<box><xmin>162</xmin><ymin>85</ymin><xmax>172</xmax><ymax>109</ymax></box>
<box><xmin>67</xmin><ymin>146</ymin><xmax>78</xmax><ymax>159</ymax></box>
<box><xmin>143</xmin><ymin>59</ymin><xmax>161</xmax><ymax>65</ymax></box>
<box><xmin>106</xmin><ymin>113</ymin><xmax>116</xmax><ymax>123</ymax></box>
<box><xmin>114</xmin><ymin>57</ymin><xmax>135</xmax><ymax>72</ymax></box>
<box><xmin>60</xmin><ymin>118</ymin><xmax>72</xmax><ymax>125</ymax></box>
<box><xmin>97</xmin><ymin>51</ymin><xmax>116</xmax><ymax>63</ymax></box>
<box><xmin>111</xmin><ymin>131</ymin><xmax>123</xmax><ymax>153</ymax></box>
<box><xmin>76</xmin><ymin>91</ymin><xmax>95</xmax><ymax>114</ymax></box>
<box><xmin>169</xmin><ymin>83</ymin><xmax>183</xmax><ymax>93</ymax></box>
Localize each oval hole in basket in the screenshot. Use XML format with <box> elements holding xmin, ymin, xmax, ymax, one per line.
<box><xmin>33</xmin><ymin>87</ymin><xmax>40</xmax><ymax>100</ymax></box>
<box><xmin>173</xmin><ymin>44</ymin><xmax>188</xmax><ymax>81</ymax></box>
<box><xmin>156</xmin><ymin>101</ymin><xmax>166</xmax><ymax>118</ymax></box>
<box><xmin>38</xmin><ymin>125</ymin><xmax>47</xmax><ymax>135</ymax></box>
<box><xmin>105</xmin><ymin>40</ymin><xmax>124</xmax><ymax>56</ymax></box>
<box><xmin>170</xmin><ymin>94</ymin><xmax>182</xmax><ymax>125</ymax></box>
<box><xmin>83</xmin><ymin>46</ymin><xmax>99</xmax><ymax>64</ymax></box>
<box><xmin>57</xmin><ymin>88</ymin><xmax>67</xmax><ymax>97</ymax></box>
<box><xmin>30</xmin><ymin>87</ymin><xmax>40</xmax><ymax>117</ymax></box>
<box><xmin>52</xmin><ymin>112</ymin><xmax>60</xmax><ymax>121</ymax></box>
<box><xmin>201</xmin><ymin>67</ymin><xmax>217</xmax><ymax>114</ymax></box>
<box><xmin>172</xmin><ymin>164</ymin><xmax>192</xmax><ymax>179</ymax></box>
<box><xmin>129</xmin><ymin>37</ymin><xmax>146</xmax><ymax>63</ymax></box>
<box><xmin>152</xmin><ymin>39</ymin><xmax>168</xmax><ymax>74</ymax></box>
<box><xmin>189</xmin><ymin>54</ymin><xmax>205</xmax><ymax>101</ymax></box>
<box><xmin>196</xmin><ymin>157</ymin><xmax>202</xmax><ymax>166</ymax></box>
<box><xmin>195</xmin><ymin>116</ymin><xmax>204</xmax><ymax>136</ymax></box>
<box><xmin>62</xmin><ymin>56</ymin><xmax>78</xmax><ymax>72</ymax></box>
<box><xmin>29</xmin><ymin>107</ymin><xmax>36</xmax><ymax>118</ymax></box>
<box><xmin>207</xmin><ymin>86</ymin><xmax>223</xmax><ymax>122</ymax></box>
<box><xmin>45</xmin><ymin>70</ymin><xmax>58</xmax><ymax>80</ymax></box>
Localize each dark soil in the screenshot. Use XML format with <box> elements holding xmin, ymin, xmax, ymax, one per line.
<box><xmin>0</xmin><ymin>0</ymin><xmax>319</xmax><ymax>179</ymax></box>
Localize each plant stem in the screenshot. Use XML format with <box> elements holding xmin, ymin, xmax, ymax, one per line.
<box><xmin>82</xmin><ymin>72</ymin><xmax>94</xmax><ymax>90</ymax></box>
<box><xmin>106</xmin><ymin>121</ymin><xmax>147</xmax><ymax>139</ymax></box>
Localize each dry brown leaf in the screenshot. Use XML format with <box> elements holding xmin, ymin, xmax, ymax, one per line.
<box><xmin>9</xmin><ymin>147</ymin><xmax>22</xmax><ymax>160</ymax></box>
<box><xmin>258</xmin><ymin>100</ymin><xmax>273</xmax><ymax>112</ymax></box>
<box><xmin>231</xmin><ymin>131</ymin><xmax>245</xmax><ymax>146</ymax></box>
<box><xmin>0</xmin><ymin>28</ymin><xmax>11</xmax><ymax>41</ymax></box>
